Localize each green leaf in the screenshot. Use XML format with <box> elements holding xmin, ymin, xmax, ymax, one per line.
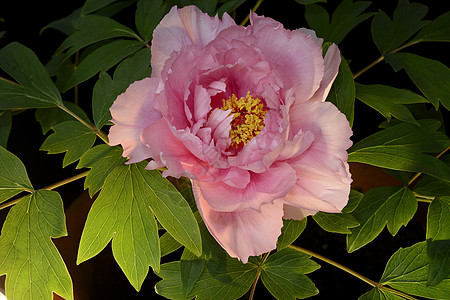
<box><xmin>77</xmin><ymin>163</ymin><xmax>160</xmax><ymax>291</ymax></box>
<box><xmin>0</xmin><ymin>190</ymin><xmax>73</xmax><ymax>300</ymax></box>
<box><xmin>156</xmin><ymin>257</ymin><xmax>257</xmax><ymax>300</ymax></box>
<box><xmin>0</xmin><ymin>110</ymin><xmax>11</xmax><ymax>147</ymax></box>
<box><xmin>326</xmin><ymin>54</ymin><xmax>355</xmax><ymax>126</ymax></box>
<box><xmin>64</xmin><ymin>39</ymin><xmax>143</xmax><ymax>91</ymax></box>
<box><xmin>216</xmin><ymin>0</ymin><xmax>246</xmax><ymax>18</ymax></box>
<box><xmin>386</xmin><ymin>52</ymin><xmax>450</xmax><ymax>110</ymax></box>
<box><xmin>261</xmin><ymin>248</ymin><xmax>320</xmax><ymax>300</ymax></box>
<box><xmin>295</xmin><ymin>0</ymin><xmax>326</xmax><ymax>4</ymax></box>
<box><xmin>342</xmin><ymin>189</ymin><xmax>364</xmax><ymax>213</ymax></box>
<box><xmin>92</xmin><ymin>48</ymin><xmax>151</xmax><ymax>129</ymax></box>
<box><xmin>160</xmin><ymin>232</ymin><xmax>182</xmax><ymax>257</ymax></box>
<box><xmin>305</xmin><ymin>0</ymin><xmax>374</xmax><ymax>44</ymax></box>
<box><xmin>0</xmin><ymin>146</ymin><xmax>33</xmax><ymax>204</ymax></box>
<box><xmin>371</xmin><ymin>0</ymin><xmax>428</xmax><ymax>54</ymax></box>
<box><xmin>0</xmin><ymin>42</ymin><xmax>62</xmax><ymax>109</ymax></box>
<box><xmin>55</xmin><ymin>14</ymin><xmax>139</xmax><ymax>64</ymax></box>
<box><xmin>35</xmin><ymin>100</ymin><xmax>91</xmax><ymax>134</ymax></box>
<box><xmin>135</xmin><ymin>0</ymin><xmax>167</xmax><ymax>42</ymax></box>
<box><xmin>426</xmin><ymin>197</ymin><xmax>450</xmax><ymax>286</ymax></box>
<box><xmin>355</xmin><ymin>83</ymin><xmax>428</xmax><ymax>125</ymax></box>
<box><xmin>380</xmin><ymin>241</ymin><xmax>450</xmax><ymax>299</ymax></box>
<box><xmin>76</xmin><ymin>144</ymin><xmax>127</xmax><ymax>196</ymax></box>
<box><xmin>359</xmin><ymin>288</ymin><xmax>403</xmax><ymax>300</ymax></box>
<box><xmin>135</xmin><ymin>166</ymin><xmax>202</xmax><ymax>256</ymax></box>
<box><xmin>347</xmin><ymin>187</ymin><xmax>417</xmax><ymax>252</ymax></box>
<box><xmin>277</xmin><ymin>218</ymin><xmax>307</xmax><ymax>250</ymax></box>
<box><xmin>412</xmin><ymin>11</ymin><xmax>450</xmax><ymax>43</ymax></box>
<box><xmin>313</xmin><ymin>212</ymin><xmax>359</xmax><ymax>234</ymax></box>
<box><xmin>180</xmin><ymin>249</ymin><xmax>205</xmax><ymax>298</ymax></box>
<box><xmin>348</xmin><ymin>119</ymin><xmax>450</xmax><ymax>182</ymax></box>
<box><xmin>42</xmin><ymin>8</ymin><xmax>81</xmax><ymax>35</ymax></box>
<box><xmin>81</xmin><ymin>0</ymin><xmax>117</xmax><ymax>15</ymax></box>
<box><xmin>414</xmin><ymin>156</ymin><xmax>450</xmax><ymax>197</ymax></box>
<box><xmin>40</xmin><ymin>120</ymin><xmax>96</xmax><ymax>167</ymax></box>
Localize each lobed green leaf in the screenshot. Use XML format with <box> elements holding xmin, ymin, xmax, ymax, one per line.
<box><xmin>0</xmin><ymin>190</ymin><xmax>73</xmax><ymax>300</ymax></box>
<box><xmin>347</xmin><ymin>187</ymin><xmax>417</xmax><ymax>252</ymax></box>
<box><xmin>0</xmin><ymin>146</ymin><xmax>33</xmax><ymax>204</ymax></box>
<box><xmin>359</xmin><ymin>288</ymin><xmax>403</xmax><ymax>300</ymax></box>
<box><xmin>313</xmin><ymin>211</ymin><xmax>359</xmax><ymax>234</ymax></box>
<box><xmin>0</xmin><ymin>111</ymin><xmax>11</xmax><ymax>147</ymax></box>
<box><xmin>40</xmin><ymin>120</ymin><xmax>97</xmax><ymax>167</ymax></box>
<box><xmin>411</xmin><ymin>11</ymin><xmax>450</xmax><ymax>43</ymax></box>
<box><xmin>81</xmin><ymin>0</ymin><xmax>117</xmax><ymax>16</ymax></box>
<box><xmin>277</xmin><ymin>218</ymin><xmax>307</xmax><ymax>250</ymax></box>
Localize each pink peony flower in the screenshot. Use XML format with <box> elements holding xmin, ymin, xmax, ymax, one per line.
<box><xmin>109</xmin><ymin>5</ymin><xmax>352</xmax><ymax>263</ymax></box>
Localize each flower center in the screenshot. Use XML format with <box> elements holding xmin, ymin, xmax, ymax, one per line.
<box><xmin>221</xmin><ymin>92</ymin><xmax>267</xmax><ymax>149</ymax></box>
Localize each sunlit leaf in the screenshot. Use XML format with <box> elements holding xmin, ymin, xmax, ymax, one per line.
<box><xmin>380</xmin><ymin>241</ymin><xmax>450</xmax><ymax>299</ymax></box>
<box><xmin>0</xmin><ymin>42</ymin><xmax>62</xmax><ymax>109</ymax></box>
<box><xmin>305</xmin><ymin>0</ymin><xmax>374</xmax><ymax>44</ymax></box>
<box><xmin>313</xmin><ymin>211</ymin><xmax>359</xmax><ymax>234</ymax></box>
<box><xmin>277</xmin><ymin>218</ymin><xmax>307</xmax><ymax>250</ymax></box>
<box><xmin>0</xmin><ymin>190</ymin><xmax>73</xmax><ymax>300</ymax></box>
<box><xmin>76</xmin><ymin>144</ymin><xmax>127</xmax><ymax>196</ymax></box>
<box><xmin>40</xmin><ymin>120</ymin><xmax>96</xmax><ymax>167</ymax></box>
<box><xmin>371</xmin><ymin>0</ymin><xmax>428</xmax><ymax>54</ymax></box>
<box><xmin>0</xmin><ymin>111</ymin><xmax>11</xmax><ymax>147</ymax></box>
<box><xmin>261</xmin><ymin>248</ymin><xmax>320</xmax><ymax>299</ymax></box>
<box><xmin>426</xmin><ymin>197</ymin><xmax>450</xmax><ymax>286</ymax></box>
<box><xmin>180</xmin><ymin>249</ymin><xmax>205</xmax><ymax>298</ymax></box>
<box><xmin>412</xmin><ymin>11</ymin><xmax>450</xmax><ymax>43</ymax></box>
<box><xmin>0</xmin><ymin>146</ymin><xmax>33</xmax><ymax>204</ymax></box>
<box><xmin>386</xmin><ymin>52</ymin><xmax>450</xmax><ymax>110</ymax></box>
<box><xmin>342</xmin><ymin>189</ymin><xmax>364</xmax><ymax>213</ymax></box>
<box><xmin>359</xmin><ymin>288</ymin><xmax>403</xmax><ymax>300</ymax></box>
<box><xmin>64</xmin><ymin>39</ymin><xmax>143</xmax><ymax>91</ymax></box>
<box><xmin>414</xmin><ymin>155</ymin><xmax>450</xmax><ymax>197</ymax></box>
<box><xmin>355</xmin><ymin>83</ymin><xmax>428</xmax><ymax>125</ymax></box>
<box><xmin>347</xmin><ymin>187</ymin><xmax>417</xmax><ymax>252</ymax></box>
<box><xmin>77</xmin><ymin>163</ymin><xmax>160</xmax><ymax>291</ymax></box>
<box><xmin>160</xmin><ymin>232</ymin><xmax>182</xmax><ymax>257</ymax></box>
<box><xmin>327</xmin><ymin>54</ymin><xmax>355</xmax><ymax>126</ymax></box>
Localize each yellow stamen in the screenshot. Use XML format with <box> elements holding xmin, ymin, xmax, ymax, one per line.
<box><xmin>221</xmin><ymin>92</ymin><xmax>267</xmax><ymax>148</ymax></box>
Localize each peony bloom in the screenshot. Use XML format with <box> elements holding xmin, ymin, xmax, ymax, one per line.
<box><xmin>109</xmin><ymin>5</ymin><xmax>352</xmax><ymax>263</ymax></box>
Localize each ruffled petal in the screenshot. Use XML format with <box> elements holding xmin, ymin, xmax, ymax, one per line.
<box><xmin>151</xmin><ymin>5</ymin><xmax>235</xmax><ymax>77</ymax></box>
<box><xmin>283</xmin><ymin>204</ymin><xmax>317</xmax><ymax>220</ymax></box>
<box><xmin>289</xmin><ymin>100</ymin><xmax>352</xmax><ymax>160</ymax></box>
<box><xmin>309</xmin><ymin>43</ymin><xmax>341</xmax><ymax>102</ymax></box>
<box><xmin>252</xmin><ymin>25</ymin><xmax>324</xmax><ymax>102</ymax></box>
<box><xmin>193</xmin><ymin>179</ymin><xmax>284</xmax><ymax>263</ymax></box>
<box><xmin>194</xmin><ymin>162</ymin><xmax>296</xmax><ymax>212</ymax></box>
<box><xmin>109</xmin><ymin>78</ymin><xmax>162</xmax><ymax>163</ymax></box>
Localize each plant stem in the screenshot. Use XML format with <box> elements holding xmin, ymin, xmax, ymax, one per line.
<box><xmin>413</xmin><ymin>192</ymin><xmax>434</xmax><ymax>203</ymax></box>
<box><xmin>288</xmin><ymin>245</ymin><xmax>418</xmax><ymax>299</ymax></box>
<box><xmin>353</xmin><ymin>40</ymin><xmax>421</xmax><ymax>80</ymax></box>
<box><xmin>249</xmin><ymin>252</ymin><xmax>270</xmax><ymax>300</ymax></box>
<box><xmin>0</xmin><ymin>75</ymin><xmax>20</xmax><ymax>85</ymax></box>
<box><xmin>240</xmin><ymin>0</ymin><xmax>264</xmax><ymax>26</ymax></box>
<box><xmin>0</xmin><ymin>171</ymin><xmax>89</xmax><ymax>210</ymax></box>
<box><xmin>58</xmin><ymin>104</ymin><xmax>109</xmax><ymax>144</ymax></box>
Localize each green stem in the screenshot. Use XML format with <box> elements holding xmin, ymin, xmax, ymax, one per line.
<box><xmin>0</xmin><ymin>171</ymin><xmax>89</xmax><ymax>210</ymax></box>
<box><xmin>353</xmin><ymin>40</ymin><xmax>421</xmax><ymax>80</ymax></box>
<box><xmin>288</xmin><ymin>245</ymin><xmax>418</xmax><ymax>300</ymax></box>
<box><xmin>249</xmin><ymin>252</ymin><xmax>270</xmax><ymax>300</ymax></box>
<box><xmin>413</xmin><ymin>192</ymin><xmax>434</xmax><ymax>203</ymax></box>
<box><xmin>58</xmin><ymin>104</ymin><xmax>109</xmax><ymax>144</ymax></box>
<box><xmin>240</xmin><ymin>0</ymin><xmax>264</xmax><ymax>26</ymax></box>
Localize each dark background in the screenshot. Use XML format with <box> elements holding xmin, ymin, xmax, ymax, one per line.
<box><xmin>0</xmin><ymin>0</ymin><xmax>448</xmax><ymax>299</ymax></box>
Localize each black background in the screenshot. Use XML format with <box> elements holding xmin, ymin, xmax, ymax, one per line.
<box><xmin>0</xmin><ymin>0</ymin><xmax>448</xmax><ymax>299</ymax></box>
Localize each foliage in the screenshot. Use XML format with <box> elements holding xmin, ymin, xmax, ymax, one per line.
<box><xmin>0</xmin><ymin>0</ymin><xmax>449</xmax><ymax>299</ymax></box>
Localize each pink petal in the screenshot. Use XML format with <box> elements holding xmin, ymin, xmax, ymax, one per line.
<box><xmin>283</xmin><ymin>204</ymin><xmax>317</xmax><ymax>220</ymax></box>
<box><xmin>309</xmin><ymin>43</ymin><xmax>341</xmax><ymax>102</ymax></box>
<box><xmin>109</xmin><ymin>78</ymin><xmax>162</xmax><ymax>163</ymax></box>
<box><xmin>151</xmin><ymin>5</ymin><xmax>235</xmax><ymax>77</ymax></box>
<box><xmin>193</xmin><ymin>162</ymin><xmax>296</xmax><ymax>212</ymax></box>
<box><xmin>193</xmin><ymin>180</ymin><xmax>284</xmax><ymax>263</ymax></box>
<box><xmin>252</xmin><ymin>25</ymin><xmax>324</xmax><ymax>102</ymax></box>
<box><xmin>289</xmin><ymin>100</ymin><xmax>352</xmax><ymax>160</ymax></box>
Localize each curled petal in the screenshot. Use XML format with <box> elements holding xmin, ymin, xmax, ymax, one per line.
<box><xmin>151</xmin><ymin>5</ymin><xmax>235</xmax><ymax>76</ymax></box>
<box><xmin>193</xmin><ymin>180</ymin><xmax>284</xmax><ymax>263</ymax></box>
<box><xmin>283</xmin><ymin>204</ymin><xmax>317</xmax><ymax>220</ymax></box>
<box><xmin>309</xmin><ymin>43</ymin><xmax>341</xmax><ymax>102</ymax></box>
<box><xmin>194</xmin><ymin>162</ymin><xmax>296</xmax><ymax>212</ymax></box>
<box><xmin>109</xmin><ymin>78</ymin><xmax>162</xmax><ymax>163</ymax></box>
